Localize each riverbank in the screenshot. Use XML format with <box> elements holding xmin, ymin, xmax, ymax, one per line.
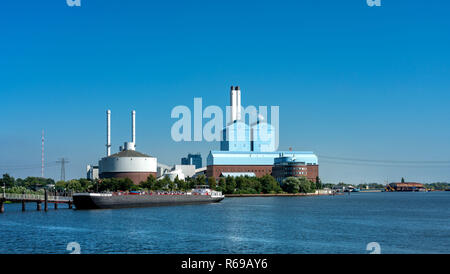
<box><xmin>225</xmin><ymin>192</ymin><xmax>343</xmax><ymax>197</ymax></box>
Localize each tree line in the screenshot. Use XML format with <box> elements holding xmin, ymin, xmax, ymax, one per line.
<box><xmin>1</xmin><ymin>173</ymin><xmax>323</xmax><ymax>194</ymax></box>
<box><xmin>4</xmin><ymin>173</ymin><xmax>448</xmax><ymax>194</ymax></box>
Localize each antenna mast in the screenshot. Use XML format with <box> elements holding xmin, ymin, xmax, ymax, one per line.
<box><xmin>41</xmin><ymin>129</ymin><xmax>44</xmax><ymax>178</ymax></box>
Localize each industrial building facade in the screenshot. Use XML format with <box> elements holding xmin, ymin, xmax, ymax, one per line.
<box><xmin>205</xmin><ymin>86</ymin><xmax>319</xmax><ymax>182</ymax></box>
<box><xmin>99</xmin><ymin>150</ymin><xmax>157</xmax><ymax>184</ymax></box>
<box><xmin>181</xmin><ymin>153</ymin><xmax>202</xmax><ymax>169</ymax></box>
<box><xmin>272</xmin><ymin>156</ymin><xmax>319</xmax><ymax>183</ymax></box>
<box><xmin>207</xmin><ymin>151</ymin><xmax>318</xmax><ymax>181</ymax></box>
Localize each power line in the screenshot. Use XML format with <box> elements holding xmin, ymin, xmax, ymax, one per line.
<box><xmin>318</xmin><ymin>155</ymin><xmax>450</xmax><ymax>164</ymax></box>
<box><xmin>0</xmin><ymin>162</ymin><xmax>59</xmax><ymax>171</ymax></box>
<box><xmin>320</xmin><ymin>160</ymin><xmax>450</xmax><ymax>168</ymax></box>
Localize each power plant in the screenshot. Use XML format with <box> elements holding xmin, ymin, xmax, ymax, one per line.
<box><xmin>87</xmin><ymin>85</ymin><xmax>318</xmax><ymax>184</ymax></box>
<box><xmin>207</xmin><ymin>86</ymin><xmax>319</xmax><ymax>182</ymax></box>
<box><xmin>92</xmin><ymin>110</ymin><xmax>157</xmax><ymax>184</ymax></box>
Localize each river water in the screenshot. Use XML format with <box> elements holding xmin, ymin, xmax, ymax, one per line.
<box><xmin>0</xmin><ymin>192</ymin><xmax>449</xmax><ymax>254</ymax></box>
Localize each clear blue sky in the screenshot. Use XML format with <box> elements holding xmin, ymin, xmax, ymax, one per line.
<box><xmin>1</xmin><ymin>0</ymin><xmax>449</xmax><ymax>184</ymax></box>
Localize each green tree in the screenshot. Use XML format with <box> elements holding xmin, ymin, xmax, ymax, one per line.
<box><xmin>217</xmin><ymin>178</ymin><xmax>226</xmax><ymax>192</ymax></box>
<box><xmin>298</xmin><ymin>177</ymin><xmax>313</xmax><ymax>193</ymax></box>
<box><xmin>195</xmin><ymin>175</ymin><xmax>206</xmax><ymax>186</ymax></box>
<box><xmin>186</xmin><ymin>177</ymin><xmax>197</xmax><ymax>189</ymax></box>
<box><xmin>78</xmin><ymin>179</ymin><xmax>93</xmax><ymax>190</ymax></box>
<box><xmin>315</xmin><ymin>176</ymin><xmax>323</xmax><ymax>190</ymax></box>
<box><xmin>96</xmin><ymin>178</ymin><xmax>134</xmax><ymax>192</ymax></box>
<box><xmin>207</xmin><ymin>176</ymin><xmax>217</xmax><ymax>190</ymax></box>
<box><xmin>1</xmin><ymin>173</ymin><xmax>16</xmax><ymax>188</ymax></box>
<box><xmin>235</xmin><ymin>177</ymin><xmax>248</xmax><ymax>191</ymax></box>
<box><xmin>5</xmin><ymin>186</ymin><xmax>40</xmax><ymax>194</ymax></box>
<box><xmin>248</xmin><ymin>177</ymin><xmax>262</xmax><ymax>193</ymax></box>
<box><xmin>282</xmin><ymin>177</ymin><xmax>300</xmax><ymax>193</ymax></box>
<box><xmin>174</xmin><ymin>176</ymin><xmax>185</xmax><ymax>190</ymax></box>
<box><xmin>17</xmin><ymin>177</ymin><xmax>55</xmax><ymax>190</ymax></box>
<box><xmin>140</xmin><ymin>175</ymin><xmax>156</xmax><ymax>190</ymax></box>
<box><xmin>225</xmin><ymin>176</ymin><xmax>236</xmax><ymax>194</ymax></box>
<box><xmin>66</xmin><ymin>180</ymin><xmax>83</xmax><ymax>192</ymax></box>
<box><xmin>401</xmin><ymin>177</ymin><xmax>405</xmax><ymax>183</ymax></box>
<box><xmin>260</xmin><ymin>175</ymin><xmax>282</xmax><ymax>194</ymax></box>
<box><xmin>159</xmin><ymin>176</ymin><xmax>172</xmax><ymax>190</ymax></box>
<box><xmin>167</xmin><ymin>177</ymin><xmax>176</xmax><ymax>190</ymax></box>
<box><xmin>281</xmin><ymin>177</ymin><xmax>315</xmax><ymax>194</ymax></box>
<box><xmin>55</xmin><ymin>180</ymin><xmax>67</xmax><ymax>191</ymax></box>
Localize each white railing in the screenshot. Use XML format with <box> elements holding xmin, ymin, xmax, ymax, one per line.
<box><xmin>48</xmin><ymin>196</ymin><xmax>72</xmax><ymax>201</ymax></box>
<box><xmin>0</xmin><ymin>193</ymin><xmax>72</xmax><ymax>202</ymax></box>
<box><xmin>0</xmin><ymin>193</ymin><xmax>44</xmax><ymax>200</ymax></box>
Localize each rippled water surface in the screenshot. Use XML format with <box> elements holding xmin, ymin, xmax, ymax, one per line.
<box><xmin>1</xmin><ymin>192</ymin><xmax>449</xmax><ymax>254</ymax></box>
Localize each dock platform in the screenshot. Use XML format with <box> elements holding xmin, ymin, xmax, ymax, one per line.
<box><xmin>0</xmin><ymin>191</ymin><xmax>73</xmax><ymax>213</ymax></box>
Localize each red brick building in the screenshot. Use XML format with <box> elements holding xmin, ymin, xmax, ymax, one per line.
<box><xmin>272</xmin><ymin>156</ymin><xmax>319</xmax><ymax>183</ymax></box>
<box><xmin>206</xmin><ymin>151</ymin><xmax>319</xmax><ymax>182</ymax></box>
<box><xmin>207</xmin><ymin>165</ymin><xmax>274</xmax><ymax>178</ymax></box>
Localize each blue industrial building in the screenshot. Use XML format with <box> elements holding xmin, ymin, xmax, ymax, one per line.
<box><xmin>181</xmin><ymin>153</ymin><xmax>202</xmax><ymax>169</ymax></box>
<box><xmin>206</xmin><ymin>86</ymin><xmax>319</xmax><ymax>181</ymax></box>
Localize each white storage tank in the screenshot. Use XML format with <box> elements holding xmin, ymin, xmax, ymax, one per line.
<box><xmin>98</xmin><ymin>110</ymin><xmax>158</xmax><ymax>184</ymax></box>
<box><xmin>99</xmin><ymin>150</ymin><xmax>157</xmax><ymax>184</ymax></box>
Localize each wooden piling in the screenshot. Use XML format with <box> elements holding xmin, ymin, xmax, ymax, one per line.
<box><xmin>44</xmin><ymin>190</ymin><xmax>48</xmax><ymax>211</ymax></box>
<box><xmin>68</xmin><ymin>201</ymin><xmax>73</xmax><ymax>209</ymax></box>
<box><xmin>37</xmin><ymin>201</ymin><xmax>41</xmax><ymax>211</ymax></box>
<box><xmin>0</xmin><ymin>201</ymin><xmax>4</xmax><ymax>213</ymax></box>
<box><xmin>22</xmin><ymin>200</ymin><xmax>26</xmax><ymax>211</ymax></box>
<box><xmin>54</xmin><ymin>203</ymin><xmax>58</xmax><ymax>210</ymax></box>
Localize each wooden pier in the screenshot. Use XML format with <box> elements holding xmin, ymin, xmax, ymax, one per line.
<box><xmin>0</xmin><ymin>191</ymin><xmax>73</xmax><ymax>213</ymax></box>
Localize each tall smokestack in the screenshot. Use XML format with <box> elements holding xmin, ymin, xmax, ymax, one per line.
<box><xmin>131</xmin><ymin>110</ymin><xmax>136</xmax><ymax>146</ymax></box>
<box><xmin>235</xmin><ymin>86</ymin><xmax>241</xmax><ymax>121</ymax></box>
<box><xmin>106</xmin><ymin>110</ymin><xmax>111</xmax><ymax>156</ymax></box>
<box><xmin>230</xmin><ymin>86</ymin><xmax>237</xmax><ymax>122</ymax></box>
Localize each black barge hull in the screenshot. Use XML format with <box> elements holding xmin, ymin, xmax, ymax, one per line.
<box><xmin>73</xmin><ymin>193</ymin><xmax>224</xmax><ymax>210</ymax></box>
